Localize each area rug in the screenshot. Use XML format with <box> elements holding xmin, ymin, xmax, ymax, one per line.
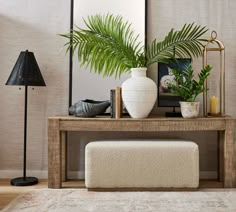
<box><xmin>2</xmin><ymin>189</ymin><xmax>236</xmax><ymax>212</ymax></box>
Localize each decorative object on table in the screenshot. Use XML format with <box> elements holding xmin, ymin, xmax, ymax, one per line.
<box><xmin>209</xmin><ymin>96</ymin><xmax>219</xmax><ymax>115</ymax></box>
<box><xmin>202</xmin><ymin>31</ymin><xmax>225</xmax><ymax>117</ymax></box>
<box><xmin>122</xmin><ymin>67</ymin><xmax>157</xmax><ymax>118</ymax></box>
<box><xmin>110</xmin><ymin>88</ymin><xmax>127</xmax><ymax>118</ymax></box>
<box><xmin>179</xmin><ymin>101</ymin><xmax>200</xmax><ymax>119</ymax></box>
<box><xmin>158</xmin><ymin>58</ymin><xmax>191</xmax><ymax>117</ymax></box>
<box><xmin>5</xmin><ymin>50</ymin><xmax>46</xmax><ymax>186</ymax></box>
<box><xmin>110</xmin><ymin>89</ymin><xmax>116</xmax><ymax>118</ymax></box>
<box><xmin>168</xmin><ymin>64</ymin><xmax>212</xmax><ymax>118</ymax></box>
<box><xmin>115</xmin><ymin>87</ymin><xmax>122</xmax><ymax>119</ymax></box>
<box><xmin>61</xmin><ymin>14</ymin><xmax>209</xmax><ymax>118</ymax></box>
<box><xmin>69</xmin><ymin>99</ymin><xmax>110</xmax><ymax>117</ymax></box>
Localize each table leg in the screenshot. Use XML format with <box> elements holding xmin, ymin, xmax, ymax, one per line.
<box><xmin>218</xmin><ymin>131</ymin><xmax>224</xmax><ymax>182</ymax></box>
<box><xmin>48</xmin><ymin>118</ymin><xmax>62</xmax><ymax>188</ymax></box>
<box><xmin>224</xmin><ymin>119</ymin><xmax>236</xmax><ymax>188</ymax></box>
<box><xmin>61</xmin><ymin>131</ymin><xmax>67</xmax><ymax>182</ymax></box>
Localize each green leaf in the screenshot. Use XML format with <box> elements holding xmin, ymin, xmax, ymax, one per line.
<box><xmin>60</xmin><ymin>14</ymin><xmax>209</xmax><ymax>78</ymax></box>
<box><xmin>146</xmin><ymin>23</ymin><xmax>208</xmax><ymax>66</ymax></box>
<box><xmin>168</xmin><ymin>64</ymin><xmax>212</xmax><ymax>101</ymax></box>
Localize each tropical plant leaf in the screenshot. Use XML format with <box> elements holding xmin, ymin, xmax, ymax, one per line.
<box><xmin>60</xmin><ymin>14</ymin><xmax>144</xmax><ymax>77</ymax></box>
<box><xmin>60</xmin><ymin>14</ymin><xmax>209</xmax><ymax>78</ymax></box>
<box><xmin>168</xmin><ymin>64</ymin><xmax>212</xmax><ymax>102</ymax></box>
<box><xmin>146</xmin><ymin>23</ymin><xmax>208</xmax><ymax>66</ymax></box>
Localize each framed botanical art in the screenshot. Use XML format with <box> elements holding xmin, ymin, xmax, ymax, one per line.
<box><xmin>158</xmin><ymin>58</ymin><xmax>191</xmax><ymax>108</ymax></box>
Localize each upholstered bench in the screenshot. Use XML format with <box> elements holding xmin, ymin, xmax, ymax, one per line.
<box><xmin>85</xmin><ymin>140</ymin><xmax>199</xmax><ymax>189</ymax></box>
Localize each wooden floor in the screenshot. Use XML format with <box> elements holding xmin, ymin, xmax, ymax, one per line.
<box><xmin>0</xmin><ymin>179</ymin><xmax>223</xmax><ymax>210</ymax></box>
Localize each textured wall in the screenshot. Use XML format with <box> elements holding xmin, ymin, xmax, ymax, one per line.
<box><xmin>0</xmin><ymin>0</ymin><xmax>69</xmax><ymax>177</ymax></box>
<box><xmin>1</xmin><ymin>0</ymin><xmax>236</xmax><ymax>180</ymax></box>
<box><xmin>148</xmin><ymin>0</ymin><xmax>236</xmax><ymax>117</ymax></box>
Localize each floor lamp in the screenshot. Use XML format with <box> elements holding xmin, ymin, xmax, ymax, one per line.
<box><xmin>5</xmin><ymin>50</ymin><xmax>46</xmax><ymax>186</ymax></box>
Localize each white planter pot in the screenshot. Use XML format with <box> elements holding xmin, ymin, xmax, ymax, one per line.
<box><xmin>179</xmin><ymin>101</ymin><xmax>200</xmax><ymax>118</ymax></box>
<box><xmin>121</xmin><ymin>67</ymin><xmax>157</xmax><ymax>118</ymax></box>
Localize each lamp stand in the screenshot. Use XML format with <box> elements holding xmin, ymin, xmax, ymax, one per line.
<box><xmin>11</xmin><ymin>86</ymin><xmax>38</xmax><ymax>186</ymax></box>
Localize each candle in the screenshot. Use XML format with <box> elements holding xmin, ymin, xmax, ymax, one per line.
<box><xmin>210</xmin><ymin>96</ymin><xmax>219</xmax><ymax>115</ymax></box>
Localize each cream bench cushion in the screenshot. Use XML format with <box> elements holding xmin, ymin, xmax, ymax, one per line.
<box><xmin>85</xmin><ymin>141</ymin><xmax>199</xmax><ymax>189</ymax></box>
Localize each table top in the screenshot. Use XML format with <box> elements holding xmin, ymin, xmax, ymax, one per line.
<box><xmin>48</xmin><ymin>115</ymin><xmax>233</xmax><ymax>121</ymax></box>
<box><xmin>48</xmin><ymin>115</ymin><xmax>235</xmax><ymax>132</ymax></box>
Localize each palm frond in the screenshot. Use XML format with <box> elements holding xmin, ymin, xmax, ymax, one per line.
<box><xmin>61</xmin><ymin>14</ymin><xmax>144</xmax><ymax>77</ymax></box>
<box><xmin>146</xmin><ymin>23</ymin><xmax>208</xmax><ymax>66</ymax></box>
<box><xmin>60</xmin><ymin>14</ymin><xmax>209</xmax><ymax>78</ymax></box>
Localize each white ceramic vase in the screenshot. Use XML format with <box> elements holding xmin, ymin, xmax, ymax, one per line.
<box><xmin>121</xmin><ymin>67</ymin><xmax>157</xmax><ymax>118</ymax></box>
<box><xmin>179</xmin><ymin>101</ymin><xmax>200</xmax><ymax>118</ymax></box>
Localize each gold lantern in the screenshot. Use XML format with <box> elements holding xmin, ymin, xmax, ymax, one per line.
<box><xmin>203</xmin><ymin>31</ymin><xmax>225</xmax><ymax>117</ymax></box>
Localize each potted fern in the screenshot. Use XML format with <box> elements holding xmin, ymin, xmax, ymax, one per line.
<box><xmin>61</xmin><ymin>14</ymin><xmax>208</xmax><ymax>118</ymax></box>
<box><xmin>168</xmin><ymin>64</ymin><xmax>212</xmax><ymax>118</ymax></box>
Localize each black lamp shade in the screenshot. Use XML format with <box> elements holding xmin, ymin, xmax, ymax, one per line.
<box><xmin>6</xmin><ymin>50</ymin><xmax>46</xmax><ymax>86</ymax></box>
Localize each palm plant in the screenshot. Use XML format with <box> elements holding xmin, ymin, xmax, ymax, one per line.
<box><xmin>168</xmin><ymin>64</ymin><xmax>212</xmax><ymax>102</ymax></box>
<box><xmin>61</xmin><ymin>14</ymin><xmax>208</xmax><ymax>77</ymax></box>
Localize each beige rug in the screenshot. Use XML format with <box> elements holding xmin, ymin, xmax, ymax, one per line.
<box><xmin>2</xmin><ymin>189</ymin><xmax>236</xmax><ymax>212</ymax></box>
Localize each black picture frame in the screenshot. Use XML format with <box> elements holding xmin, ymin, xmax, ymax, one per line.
<box><xmin>157</xmin><ymin>58</ymin><xmax>191</xmax><ymax>107</ymax></box>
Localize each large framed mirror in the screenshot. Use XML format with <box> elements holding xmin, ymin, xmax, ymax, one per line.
<box><xmin>70</xmin><ymin>0</ymin><xmax>146</xmax><ymax>106</ymax></box>
<box><xmin>67</xmin><ymin>0</ymin><xmax>147</xmax><ymax>179</ymax></box>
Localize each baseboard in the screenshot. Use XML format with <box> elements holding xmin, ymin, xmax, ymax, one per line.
<box><xmin>0</xmin><ymin>170</ymin><xmax>48</xmax><ymax>179</ymax></box>
<box><xmin>0</xmin><ymin>170</ymin><xmax>218</xmax><ymax>180</ymax></box>
<box><xmin>0</xmin><ymin>170</ymin><xmax>83</xmax><ymax>180</ymax></box>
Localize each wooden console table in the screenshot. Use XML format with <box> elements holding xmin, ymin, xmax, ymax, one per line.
<box><xmin>48</xmin><ymin>116</ymin><xmax>236</xmax><ymax>188</ymax></box>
